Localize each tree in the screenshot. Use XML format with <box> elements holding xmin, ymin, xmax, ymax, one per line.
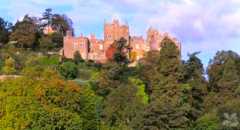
<box><xmin>38</xmin><ymin>32</ymin><xmax>64</xmax><ymax>51</ymax></box>
<box><xmin>181</xmin><ymin>52</ymin><xmax>208</xmax><ymax>121</ymax></box>
<box><xmin>40</xmin><ymin>9</ymin><xmax>73</xmax><ymax>48</ymax></box>
<box><xmin>0</xmin><ymin>68</ymin><xmax>100</xmax><ymax>130</ymax></box>
<box><xmin>205</xmin><ymin>51</ymin><xmax>240</xmax><ymax>113</ymax></box>
<box><xmin>106</xmin><ymin>38</ymin><xmax>129</xmax><ymax>64</ymax></box>
<box><xmin>114</xmin><ymin>38</ymin><xmax>130</xmax><ymax>64</ymax></box>
<box><xmin>0</xmin><ymin>17</ymin><xmax>12</xmax><ymax>45</ymax></box>
<box><xmin>10</xmin><ymin>15</ymin><xmax>38</xmax><ymax>48</ymax></box>
<box><xmin>181</xmin><ymin>52</ymin><xmax>204</xmax><ymax>82</ymax></box>
<box><xmin>52</xmin><ymin>14</ymin><xmax>73</xmax><ymax>35</ymax></box>
<box><xmin>95</xmin><ymin>58</ymin><xmax>135</xmax><ymax>98</ymax></box>
<box><xmin>42</xmin><ymin>8</ymin><xmax>53</xmax><ymax>26</ymax></box>
<box><xmin>217</xmin><ymin>99</ymin><xmax>240</xmax><ymax>130</ymax></box>
<box><xmin>102</xmin><ymin>83</ymin><xmax>145</xmax><ymax>127</ymax></box>
<box><xmin>145</xmin><ymin>37</ymin><xmax>181</xmax><ymax>100</ymax></box>
<box><xmin>38</xmin><ymin>35</ymin><xmax>54</xmax><ymax>50</ymax></box>
<box><xmin>193</xmin><ymin>112</ymin><xmax>220</xmax><ymax>130</ymax></box>
<box><xmin>41</xmin><ymin>9</ymin><xmax>73</xmax><ymax>35</ymax></box>
<box><xmin>139</xmin><ymin>37</ymin><xmax>190</xmax><ymax>130</ymax></box>
<box><xmin>102</xmin><ymin>78</ymin><xmax>148</xmax><ymax>129</ymax></box>
<box><xmin>208</xmin><ymin>51</ymin><xmax>240</xmax><ymax>93</ymax></box>
<box><xmin>139</xmin><ymin>50</ymin><xmax>161</xmax><ymax>95</ymax></box>
<box><xmin>51</xmin><ymin>32</ymin><xmax>64</xmax><ymax>48</ymax></box>
<box><xmin>74</xmin><ymin>51</ymin><xmax>84</xmax><ymax>64</ymax></box>
<box><xmin>58</xmin><ymin>61</ymin><xmax>78</xmax><ymax>79</ymax></box>
<box><xmin>0</xmin><ymin>57</ymin><xmax>3</xmax><ymax>73</ymax></box>
<box><xmin>96</xmin><ymin>62</ymin><xmax>124</xmax><ymax>96</ymax></box>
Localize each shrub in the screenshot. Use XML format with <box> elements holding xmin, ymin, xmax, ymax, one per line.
<box><xmin>58</xmin><ymin>61</ymin><xmax>78</xmax><ymax>79</ymax></box>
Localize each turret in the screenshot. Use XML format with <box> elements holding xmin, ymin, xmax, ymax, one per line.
<box><xmin>147</xmin><ymin>28</ymin><xmax>163</xmax><ymax>51</ymax></box>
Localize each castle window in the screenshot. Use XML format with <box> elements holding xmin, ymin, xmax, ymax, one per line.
<box><xmin>74</xmin><ymin>42</ymin><xmax>78</xmax><ymax>50</ymax></box>
<box><xmin>79</xmin><ymin>43</ymin><xmax>84</xmax><ymax>48</ymax></box>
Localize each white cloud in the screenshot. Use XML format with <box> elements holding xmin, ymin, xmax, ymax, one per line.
<box><xmin>0</xmin><ymin>0</ymin><xmax>240</xmax><ymax>64</ymax></box>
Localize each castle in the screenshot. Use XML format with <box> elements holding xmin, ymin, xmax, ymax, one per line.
<box><xmin>62</xmin><ymin>19</ymin><xmax>181</xmax><ymax>63</ymax></box>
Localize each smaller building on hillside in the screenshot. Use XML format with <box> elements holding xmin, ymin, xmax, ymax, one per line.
<box><xmin>43</xmin><ymin>25</ymin><xmax>56</xmax><ymax>35</ymax></box>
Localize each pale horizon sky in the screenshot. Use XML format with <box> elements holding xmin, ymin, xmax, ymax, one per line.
<box><xmin>0</xmin><ymin>0</ymin><xmax>240</xmax><ymax>67</ymax></box>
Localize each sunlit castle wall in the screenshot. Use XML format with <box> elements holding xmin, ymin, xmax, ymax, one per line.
<box><xmin>130</xmin><ymin>36</ymin><xmax>146</xmax><ymax>61</ymax></box>
<box><xmin>63</xmin><ymin>31</ymin><xmax>89</xmax><ymax>59</ymax></box>
<box><xmin>62</xmin><ymin>19</ymin><xmax>181</xmax><ymax>63</ymax></box>
<box><xmin>146</xmin><ymin>28</ymin><xmax>181</xmax><ymax>51</ymax></box>
<box><xmin>88</xmin><ymin>34</ymin><xmax>106</xmax><ymax>62</ymax></box>
<box><xmin>104</xmin><ymin>19</ymin><xmax>130</xmax><ymax>50</ymax></box>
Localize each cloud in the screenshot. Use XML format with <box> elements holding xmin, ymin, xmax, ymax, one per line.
<box><xmin>137</xmin><ymin>0</ymin><xmax>240</xmax><ymax>62</ymax></box>
<box><xmin>0</xmin><ymin>0</ymin><xmax>239</xmax><ymax>65</ymax></box>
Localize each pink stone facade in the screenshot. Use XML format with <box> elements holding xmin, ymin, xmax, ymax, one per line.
<box><xmin>43</xmin><ymin>25</ymin><xmax>55</xmax><ymax>35</ymax></box>
<box><xmin>62</xmin><ymin>19</ymin><xmax>181</xmax><ymax>63</ymax></box>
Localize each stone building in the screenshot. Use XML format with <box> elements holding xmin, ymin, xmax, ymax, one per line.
<box><xmin>62</xmin><ymin>19</ymin><xmax>181</xmax><ymax>63</ymax></box>
<box><xmin>129</xmin><ymin>36</ymin><xmax>147</xmax><ymax>61</ymax></box>
<box><xmin>43</xmin><ymin>25</ymin><xmax>56</xmax><ymax>35</ymax></box>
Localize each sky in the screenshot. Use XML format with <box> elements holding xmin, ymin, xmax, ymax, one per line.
<box><xmin>0</xmin><ymin>0</ymin><xmax>240</xmax><ymax>66</ymax></box>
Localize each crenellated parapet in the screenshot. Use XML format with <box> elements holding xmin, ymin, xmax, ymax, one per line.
<box><xmin>62</xmin><ymin>19</ymin><xmax>181</xmax><ymax>63</ymax></box>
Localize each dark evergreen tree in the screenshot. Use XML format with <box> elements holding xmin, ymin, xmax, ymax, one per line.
<box><xmin>113</xmin><ymin>37</ymin><xmax>129</xmax><ymax>64</ymax></box>
<box><xmin>42</xmin><ymin>8</ymin><xmax>53</xmax><ymax>26</ymax></box>
<box><xmin>102</xmin><ymin>82</ymin><xmax>145</xmax><ymax>127</ymax></box>
<box><xmin>0</xmin><ymin>17</ymin><xmax>12</xmax><ymax>46</ymax></box>
<box><xmin>96</xmin><ymin>62</ymin><xmax>128</xmax><ymax>97</ymax></box>
<box><xmin>39</xmin><ymin>9</ymin><xmax>73</xmax><ymax>49</ymax></box>
<box><xmin>182</xmin><ymin>52</ymin><xmax>208</xmax><ymax>121</ymax></box>
<box><xmin>139</xmin><ymin>50</ymin><xmax>160</xmax><ymax>95</ymax></box>
<box><xmin>139</xmin><ymin>37</ymin><xmax>190</xmax><ymax>130</ymax></box>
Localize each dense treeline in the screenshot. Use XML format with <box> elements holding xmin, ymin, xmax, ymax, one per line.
<box><xmin>0</xmin><ymin>8</ymin><xmax>72</xmax><ymax>50</ymax></box>
<box><xmin>0</xmin><ymin>11</ymin><xmax>240</xmax><ymax>130</ymax></box>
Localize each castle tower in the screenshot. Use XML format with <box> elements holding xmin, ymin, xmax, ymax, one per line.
<box><xmin>147</xmin><ymin>28</ymin><xmax>181</xmax><ymax>52</ymax></box>
<box><xmin>104</xmin><ymin>19</ymin><xmax>130</xmax><ymax>50</ymax></box>
<box><xmin>147</xmin><ymin>27</ymin><xmax>164</xmax><ymax>51</ymax></box>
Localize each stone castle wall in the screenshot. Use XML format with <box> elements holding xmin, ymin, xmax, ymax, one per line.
<box><xmin>62</xmin><ymin>19</ymin><xmax>181</xmax><ymax>63</ymax></box>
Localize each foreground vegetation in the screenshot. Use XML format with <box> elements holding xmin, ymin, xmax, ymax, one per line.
<box><xmin>0</xmin><ymin>9</ymin><xmax>240</xmax><ymax>130</ymax></box>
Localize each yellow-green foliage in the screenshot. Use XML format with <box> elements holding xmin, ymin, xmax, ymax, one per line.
<box><xmin>194</xmin><ymin>111</ymin><xmax>220</xmax><ymax>130</ymax></box>
<box><xmin>129</xmin><ymin>77</ymin><xmax>149</xmax><ymax>105</ymax></box>
<box><xmin>0</xmin><ymin>68</ymin><xmax>100</xmax><ymax>130</ymax></box>
<box><xmin>2</xmin><ymin>57</ymin><xmax>16</xmax><ymax>75</ymax></box>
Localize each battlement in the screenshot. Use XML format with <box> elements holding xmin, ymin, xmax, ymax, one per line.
<box><xmin>62</xmin><ymin>19</ymin><xmax>181</xmax><ymax>63</ymax></box>
<box><xmin>104</xmin><ymin>19</ymin><xmax>129</xmax><ymax>42</ymax></box>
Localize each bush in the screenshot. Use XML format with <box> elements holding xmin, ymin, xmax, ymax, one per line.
<box><xmin>193</xmin><ymin>112</ymin><xmax>220</xmax><ymax>130</ymax></box>
<box><xmin>2</xmin><ymin>57</ymin><xmax>16</xmax><ymax>74</ymax></box>
<box><xmin>218</xmin><ymin>99</ymin><xmax>240</xmax><ymax>130</ymax></box>
<box><xmin>0</xmin><ymin>58</ymin><xmax>3</xmax><ymax>73</ymax></box>
<box><xmin>58</xmin><ymin>61</ymin><xmax>78</xmax><ymax>79</ymax></box>
<box><xmin>73</xmin><ymin>51</ymin><xmax>84</xmax><ymax>64</ymax></box>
